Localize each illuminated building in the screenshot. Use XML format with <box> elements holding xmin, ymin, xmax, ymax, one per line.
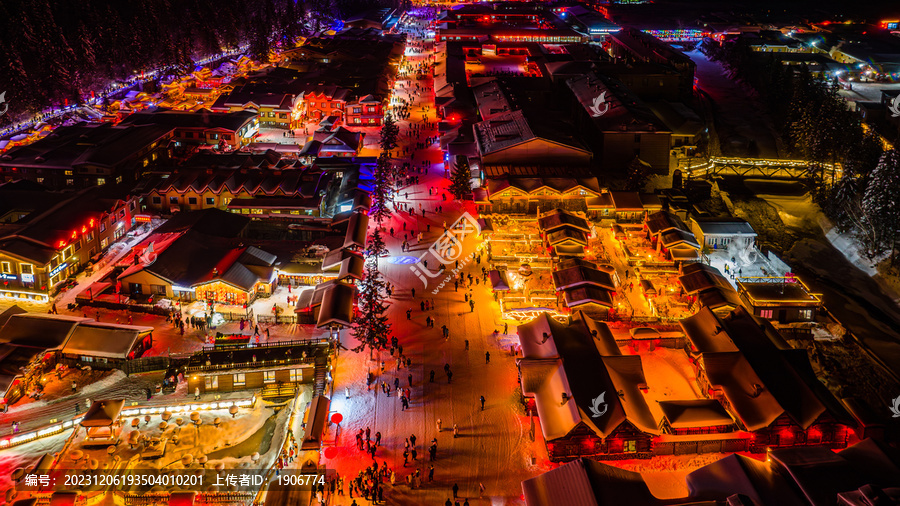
<box><xmin>118</xmin><ymin>109</ymin><xmax>259</xmax><ymax>150</ymax></box>
<box><xmin>0</xmin><ymin>183</ymin><xmax>139</xmax><ymax>303</ymax></box>
<box><xmin>0</xmin><ymin>123</ymin><xmax>173</xmax><ymax>189</ymax></box>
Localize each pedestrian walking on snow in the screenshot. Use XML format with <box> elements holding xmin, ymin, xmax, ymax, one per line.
<box><xmin>485</xmin><ymin>351</ymin><xmax>491</xmax><ymax>364</ymax></box>
<box><xmin>480</xmin><ymin>395</ymin><xmax>486</xmax><ymax>410</ymax></box>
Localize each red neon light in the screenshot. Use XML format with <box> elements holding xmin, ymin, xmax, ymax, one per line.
<box><xmin>57</xmin><ymin>241</ymin><xmax>66</xmax><ymax>248</ymax></box>
<box><xmin>81</xmin><ymin>226</ymin><xmax>87</xmax><ymax>234</ymax></box>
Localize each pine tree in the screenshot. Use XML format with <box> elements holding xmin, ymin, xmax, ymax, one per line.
<box><xmin>448</xmin><ymin>155</ymin><xmax>473</xmax><ymax>200</ymax></box>
<box><xmin>379</xmin><ymin>114</ymin><xmax>399</xmax><ymax>155</ymax></box>
<box><xmin>369</xmin><ymin>153</ymin><xmax>393</xmax><ymax>224</ymax></box>
<box><xmin>366</xmin><ymin>227</ymin><xmax>388</xmax><ymax>260</ymax></box>
<box><xmin>350</xmin><ymin>261</ymin><xmax>391</xmax><ymax>354</ymax></box>
<box><xmin>825</xmin><ymin>175</ymin><xmax>860</xmax><ymax>233</ymax></box>
<box><xmin>624</xmin><ymin>157</ymin><xmax>652</xmax><ymax>191</ymax></box>
<box><xmin>862</xmin><ymin>149</ymin><xmax>900</xmax><ymax>260</ymax></box>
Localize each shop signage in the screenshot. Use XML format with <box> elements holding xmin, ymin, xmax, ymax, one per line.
<box><xmin>49</xmin><ymin>262</ymin><xmax>68</xmax><ymax>278</ymax></box>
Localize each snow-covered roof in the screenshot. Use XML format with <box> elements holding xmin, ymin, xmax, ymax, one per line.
<box><xmin>658</xmin><ymin>399</ymin><xmax>734</xmax><ymax>429</ymax></box>
<box><xmin>696</xmin><ymin>287</ymin><xmax>744</xmax><ymax>312</ymax></box>
<box><xmin>660</xmin><ymin>229</ymin><xmax>700</xmax><ymax>250</ymax></box>
<box><xmin>683</xmin><ymin>307</ymin><xmax>850</xmax><ymax>431</ymax></box>
<box><xmin>681</xmin><ymin>307</ymin><xmax>739</xmax><ymax>353</ymax></box>
<box><xmin>572</xmin><ymin>311</ymin><xmax>620</xmax><ymax>357</ymax></box>
<box><xmin>562</xmin><ymin>285</ymin><xmax>614</xmax><ymax>309</ymax></box>
<box><xmin>686</xmin><ymin>454</ymin><xmax>807</xmax><ymax>506</ymax></box>
<box><xmin>301</xmin><ymin>395</ymin><xmax>331</xmax><ymax>450</ymax></box>
<box><xmin>646</xmin><ymin>210</ymin><xmax>690</xmax><ymax>237</ymax></box>
<box><xmin>678</xmin><ymin>264</ymin><xmax>733</xmax><ymax>295</ymax></box>
<box><xmin>553</xmin><ymin>265</ymin><xmax>616</xmax><ymax>291</ymax></box>
<box><xmin>538</xmin><ymin>209</ymin><xmax>591</xmax><ymax>234</ymax></box>
<box><xmin>61</xmin><ymin>323</ymin><xmax>153</xmax><ymax>360</ymax></box>
<box><xmin>692</xmin><ymin>218</ymin><xmax>757</xmax><ymax>237</ymax></box>
<box><xmin>489</xmin><ymin>269</ymin><xmax>510</xmax><ymax>291</ymax></box>
<box><xmin>546</xmin><ymin>228</ymin><xmax>589</xmax><ymax>247</ymax></box>
<box><xmin>343</xmin><ymin>212</ymin><xmax>368</xmax><ymax>249</ymax></box>
<box><xmin>322</xmin><ymin>247</ymin><xmax>362</xmax><ymax>271</ymax></box>
<box><xmin>0</xmin><ymin>313</ymin><xmax>88</xmax><ymax>348</ymax></box>
<box><xmin>81</xmin><ymin>399</ymin><xmax>125</xmax><ymax>427</ymax></box>
<box><xmin>517</xmin><ymin>313</ymin><xmax>563</xmax><ymax>360</ymax></box>
<box><xmin>522</xmin><ymin>457</ymin><xmax>661</xmax><ymax>506</ymax></box>
<box><xmin>316</xmin><ymin>282</ymin><xmax>355</xmax><ymax>328</ymax></box>
<box><xmin>520</xmin><ymin>359</ymin><xmax>581</xmax><ymax>441</ymax></box>
<box><xmin>518</xmin><ymin>312</ymin><xmax>658</xmax><ymax>440</ymax></box>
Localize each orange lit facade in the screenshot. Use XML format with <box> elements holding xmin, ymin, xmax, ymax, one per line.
<box><xmin>194</xmin><ymin>279</ymin><xmax>273</xmax><ymax>306</ymax></box>
<box><xmin>0</xmin><ymin>190</ymin><xmax>140</xmax><ymax>303</ymax></box>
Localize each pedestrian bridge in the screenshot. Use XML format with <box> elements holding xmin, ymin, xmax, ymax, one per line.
<box><xmin>678</xmin><ymin>157</ymin><xmax>841</xmax><ymax>184</ymax></box>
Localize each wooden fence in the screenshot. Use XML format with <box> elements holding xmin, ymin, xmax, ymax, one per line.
<box><xmin>122</xmin><ymin>355</ymin><xmax>172</xmax><ymax>375</ymax></box>
<box><xmin>652</xmin><ymin>437</ymin><xmax>750</xmax><ymax>456</ymax></box>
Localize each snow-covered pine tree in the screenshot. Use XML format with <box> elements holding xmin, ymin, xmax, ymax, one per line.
<box><xmin>366</xmin><ymin>227</ymin><xmax>388</xmax><ymax>260</ymax></box>
<box><xmin>862</xmin><ymin>149</ymin><xmax>900</xmax><ymax>260</ymax></box>
<box><xmin>351</xmin><ymin>261</ymin><xmax>391</xmax><ymax>354</ymax></box>
<box><xmin>448</xmin><ymin>155</ymin><xmax>473</xmax><ymax>200</ymax></box>
<box><xmin>370</xmin><ymin>153</ymin><xmax>393</xmax><ymax>224</ymax></box>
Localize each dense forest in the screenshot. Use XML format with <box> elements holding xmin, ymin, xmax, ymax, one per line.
<box><xmin>0</xmin><ymin>0</ymin><xmax>398</xmax><ymax>121</ymax></box>
<box><xmin>701</xmin><ymin>37</ymin><xmax>900</xmax><ymax>262</ymax></box>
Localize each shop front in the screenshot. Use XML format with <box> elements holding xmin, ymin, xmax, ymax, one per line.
<box><xmin>195</xmin><ymin>280</ymin><xmax>252</xmax><ymax>306</ymax></box>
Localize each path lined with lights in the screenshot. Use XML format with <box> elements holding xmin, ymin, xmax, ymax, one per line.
<box><xmin>321</xmin><ymin>11</ymin><xmax>538</xmax><ymax>505</ymax></box>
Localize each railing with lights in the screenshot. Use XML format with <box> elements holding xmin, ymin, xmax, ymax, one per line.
<box><xmin>0</xmin><ymin>417</ymin><xmax>82</xmax><ymax>449</ymax></box>
<box><xmin>0</xmin><ymin>396</ymin><xmax>256</xmax><ymax>450</ymax></box>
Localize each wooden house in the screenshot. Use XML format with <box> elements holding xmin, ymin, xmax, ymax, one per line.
<box><xmin>680</xmin><ymin>307</ymin><xmax>854</xmax><ymax>452</ymax></box>
<box><xmin>517</xmin><ymin>312</ymin><xmax>658</xmax><ymax>461</ymax></box>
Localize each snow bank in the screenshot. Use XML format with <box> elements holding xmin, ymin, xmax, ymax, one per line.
<box><xmin>5</xmin><ymin>370</ymin><xmax>128</xmax><ymax>417</ymax></box>
<box><xmin>0</xmin><ymin>431</ymin><xmax>70</xmax><ymax>491</ymax></box>
<box><xmin>819</xmin><ymin>217</ymin><xmax>881</xmax><ymax>276</ymax></box>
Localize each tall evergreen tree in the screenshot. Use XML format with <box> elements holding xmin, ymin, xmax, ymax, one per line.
<box><xmin>862</xmin><ymin>149</ymin><xmax>900</xmax><ymax>261</ymax></box>
<box><xmin>366</xmin><ymin>226</ymin><xmax>388</xmax><ymax>260</ymax></box>
<box><xmin>624</xmin><ymin>157</ymin><xmax>653</xmax><ymax>191</ymax></box>
<box><xmin>379</xmin><ymin>114</ymin><xmax>399</xmax><ymax>155</ymax></box>
<box><xmin>448</xmin><ymin>155</ymin><xmax>473</xmax><ymax>200</ymax></box>
<box><xmin>369</xmin><ymin>153</ymin><xmax>393</xmax><ymax>224</ymax></box>
<box><xmin>350</xmin><ymin>261</ymin><xmax>391</xmax><ymax>354</ymax></box>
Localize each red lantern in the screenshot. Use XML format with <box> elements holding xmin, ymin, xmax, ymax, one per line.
<box><xmin>323</xmin><ymin>447</ymin><xmax>337</xmax><ymax>459</ymax></box>
<box><xmin>330</xmin><ymin>413</ymin><xmax>343</xmax><ymax>424</ymax></box>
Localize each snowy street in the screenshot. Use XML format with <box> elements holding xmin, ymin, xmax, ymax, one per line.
<box><xmin>318</xmin><ymin>12</ymin><xmax>540</xmax><ymax>505</ymax></box>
